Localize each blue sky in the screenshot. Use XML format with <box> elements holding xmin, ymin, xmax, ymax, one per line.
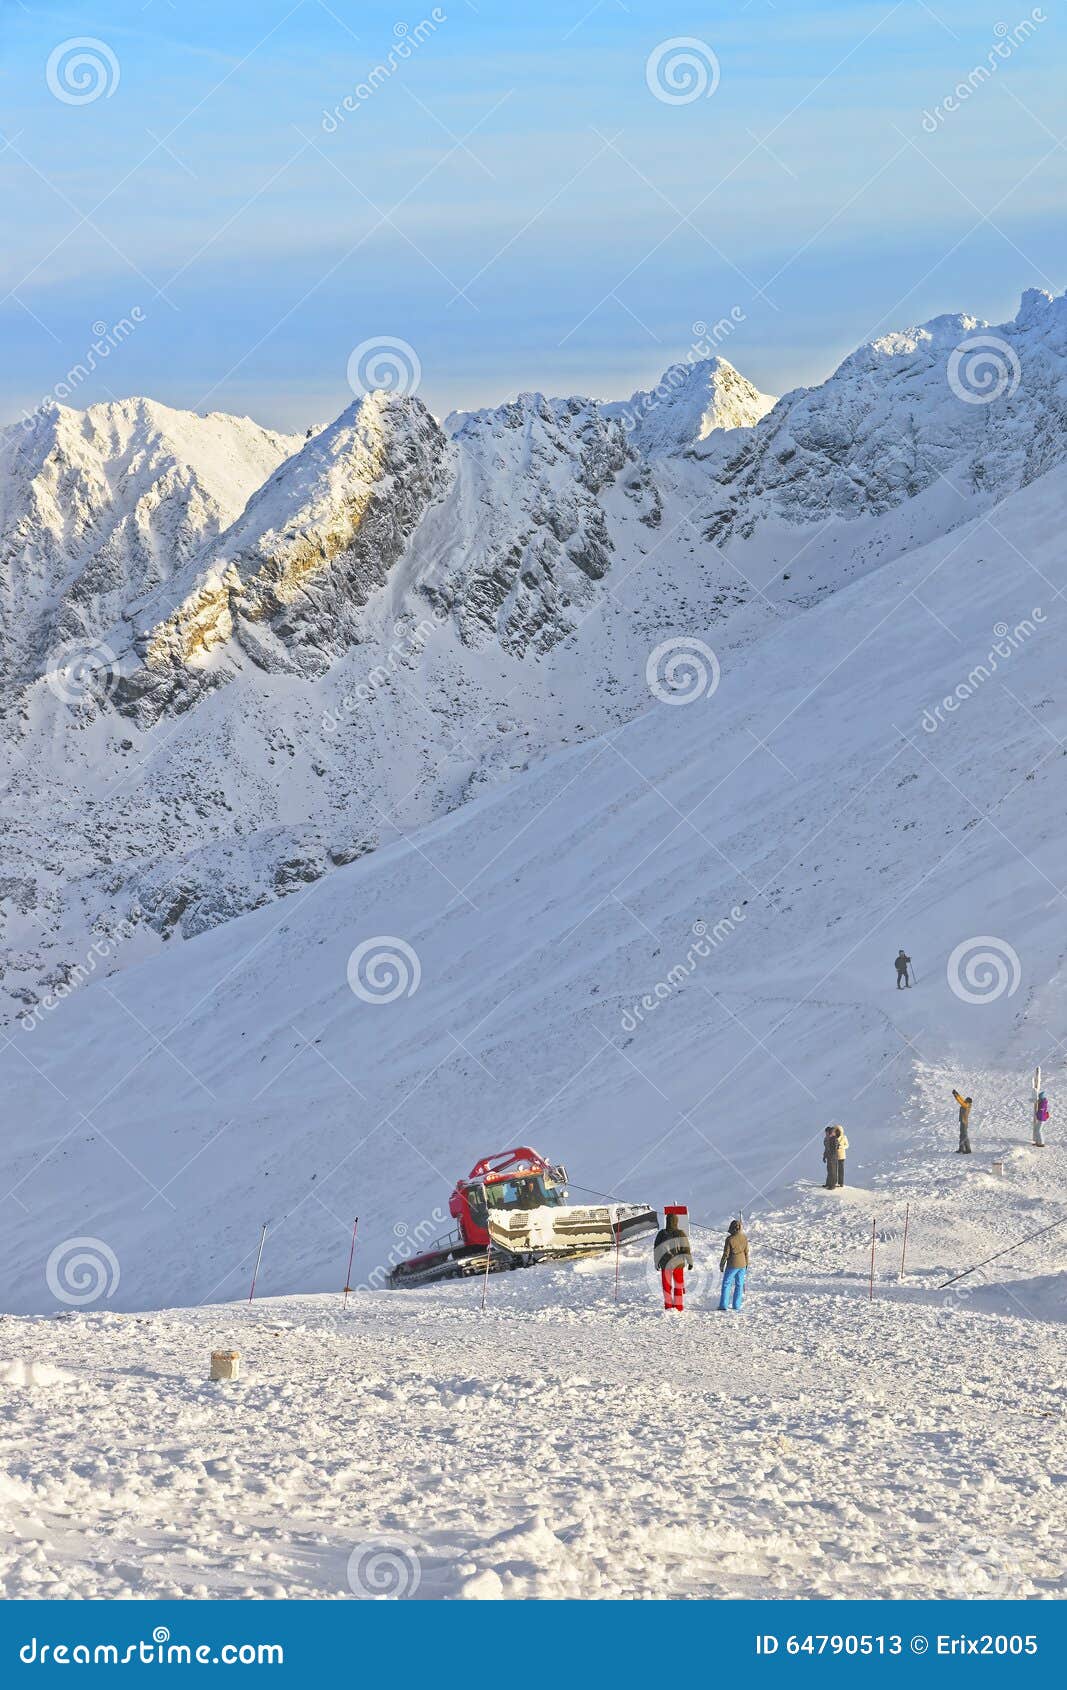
<box><xmin>1</xmin><ymin>0</ymin><xmax>1065</xmax><ymax>428</ymax></box>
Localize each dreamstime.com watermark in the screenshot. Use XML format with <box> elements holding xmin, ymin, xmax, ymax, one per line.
<box><xmin>45</xmin><ymin>1236</ymin><xmax>121</xmax><ymax>1305</ymax></box>
<box><xmin>346</xmin><ymin>335</ymin><xmax>421</xmax><ymax>398</ymax></box>
<box><xmin>921</xmin><ymin>11</ymin><xmax>1046</xmax><ymax>132</ymax></box>
<box><xmin>322</xmin><ymin>616</ymin><xmax>440</xmax><ymax>732</ymax></box>
<box><xmin>946</xmin><ymin>1536</ymin><xmax>1028</xmax><ymax>1600</ymax></box>
<box><xmin>20</xmin><ymin>911</ymin><xmax>142</xmax><ymax>1032</ymax></box>
<box><xmin>646</xmin><ymin>636</ymin><xmax>721</xmax><ymax>704</ymax></box>
<box><xmin>346</xmin><ymin>1536</ymin><xmax>422</xmax><ymax>1598</ymax></box>
<box><xmin>22</xmin><ymin>310</ymin><xmax>146</xmax><ymax>425</ymax></box>
<box><xmin>322</xmin><ymin>12</ymin><xmax>447</xmax><ymax>131</ymax></box>
<box><xmin>646</xmin><ymin>37</ymin><xmax>720</xmax><ymax>105</ymax></box>
<box><xmin>615</xmin><ymin>312</ymin><xmax>748</xmax><ymax>437</ymax></box>
<box><xmin>920</xmin><ymin>611</ymin><xmax>1045</xmax><ymax>732</ymax></box>
<box><xmin>45</xmin><ymin>37</ymin><xmax>120</xmax><ymax>105</ymax></box>
<box><xmin>354</xmin><ymin>1210</ymin><xmax>449</xmax><ymax>1289</ymax></box>
<box><xmin>621</xmin><ymin>911</ymin><xmax>746</xmax><ymax>1031</ymax></box>
<box><xmin>946</xmin><ymin>334</ymin><xmax>1021</xmax><ymax>405</ymax></box>
<box><xmin>347</xmin><ymin>936</ymin><xmax>422</xmax><ymax>1003</ymax></box>
<box><xmin>947</xmin><ymin>936</ymin><xmax>1021</xmax><ymax>1005</ymax></box>
<box><xmin>44</xmin><ymin>636</ymin><xmax>119</xmax><ymax>707</ymax></box>
<box><xmin>20</xmin><ymin>1629</ymin><xmax>283</xmax><ymax>1666</ymax></box>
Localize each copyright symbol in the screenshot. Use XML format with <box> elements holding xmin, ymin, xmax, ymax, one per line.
<box><xmin>910</xmin><ymin>1636</ymin><xmax>929</xmax><ymax>1655</ymax></box>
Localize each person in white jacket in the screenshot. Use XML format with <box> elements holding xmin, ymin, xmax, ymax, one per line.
<box><xmin>831</xmin><ymin>1124</ymin><xmax>849</xmax><ymax>1187</ymax></box>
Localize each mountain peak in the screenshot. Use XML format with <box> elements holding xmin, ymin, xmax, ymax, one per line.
<box><xmin>605</xmin><ymin>354</ymin><xmax>776</xmax><ymax>455</ymax></box>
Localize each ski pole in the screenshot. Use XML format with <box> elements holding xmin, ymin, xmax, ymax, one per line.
<box><xmin>342</xmin><ymin>1217</ymin><xmax>359</xmax><ymax>1309</ymax></box>
<box><xmin>613</xmin><ymin>1216</ymin><xmax>621</xmax><ymax>1306</ymax></box>
<box><xmin>898</xmin><ymin>1203</ymin><xmax>910</xmax><ymax>1281</ymax></box>
<box><xmin>248</xmin><ymin>1222</ymin><xmax>268</xmax><ymax>1303</ymax></box>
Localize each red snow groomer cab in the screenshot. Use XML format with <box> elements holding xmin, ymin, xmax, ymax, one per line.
<box><xmin>387</xmin><ymin>1147</ymin><xmax>656</xmax><ymax>1289</ymax></box>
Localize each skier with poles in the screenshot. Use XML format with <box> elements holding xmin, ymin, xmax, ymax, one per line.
<box><xmin>952</xmin><ymin>1088</ymin><xmax>973</xmax><ymax>1154</ymax></box>
<box><xmin>822</xmin><ymin>1125</ymin><xmax>839</xmax><ymax>1189</ymax></box>
<box><xmin>894</xmin><ymin>949</ymin><xmax>912</xmax><ymax>988</ymax></box>
<box><xmin>718</xmin><ymin>1219</ymin><xmax>750</xmax><ymax>1312</ymax></box>
<box><xmin>653</xmin><ymin>1206</ymin><xmax>693</xmax><ymax>1311</ymax></box>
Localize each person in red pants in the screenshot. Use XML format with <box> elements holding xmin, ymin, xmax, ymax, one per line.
<box><xmin>653</xmin><ymin>1206</ymin><xmax>693</xmax><ymax>1310</ymax></box>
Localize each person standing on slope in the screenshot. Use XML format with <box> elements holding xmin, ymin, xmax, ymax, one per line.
<box><xmin>895</xmin><ymin>950</ymin><xmax>912</xmax><ymax>988</ymax></box>
<box><xmin>953</xmin><ymin>1089</ymin><xmax>973</xmax><ymax>1154</ymax></box>
<box><xmin>718</xmin><ymin>1220</ymin><xmax>750</xmax><ymax>1311</ymax></box>
<box><xmin>831</xmin><ymin>1124</ymin><xmax>848</xmax><ymax>1186</ymax></box>
<box><xmin>822</xmin><ymin>1125</ymin><xmax>839</xmax><ymax>1189</ymax></box>
<box><xmin>1033</xmin><ymin>1089</ymin><xmax>1049</xmax><ymax>1148</ymax></box>
<box><xmin>653</xmin><ymin>1207</ymin><xmax>693</xmax><ymax>1311</ymax></box>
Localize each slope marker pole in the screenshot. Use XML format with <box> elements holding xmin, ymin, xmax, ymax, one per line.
<box><xmin>480</xmin><ymin>1237</ymin><xmax>492</xmax><ymax>1312</ymax></box>
<box><xmin>248</xmin><ymin>1222</ymin><xmax>268</xmax><ymax>1304</ymax></box>
<box><xmin>868</xmin><ymin>1217</ymin><xmax>876</xmax><ymax>1302</ymax></box>
<box><xmin>342</xmin><ymin>1217</ymin><xmax>359</xmax><ymax>1309</ymax></box>
<box><xmin>613</xmin><ymin>1217</ymin><xmax>621</xmax><ymax>1306</ymax></box>
<box><xmin>898</xmin><ymin>1203</ymin><xmax>910</xmax><ymax>1282</ymax></box>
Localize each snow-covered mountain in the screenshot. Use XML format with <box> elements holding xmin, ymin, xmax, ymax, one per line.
<box><xmin>603</xmin><ymin>353</ymin><xmax>776</xmax><ymax>454</ymax></box>
<box><xmin>0</xmin><ymin>398</ymin><xmax>301</xmax><ymax>698</ymax></box>
<box><xmin>2</xmin><ymin>446</ymin><xmax>1065</xmax><ymax>1315</ymax></box>
<box><xmin>4</xmin><ymin>291</ymin><xmax>1067</xmax><ymax>1033</ymax></box>
<box><xmin>0</xmin><ymin>352</ymin><xmax>779</xmax><ymax>1017</ymax></box>
<box><xmin>3</xmin><ymin>290</ymin><xmax>1067</xmax><ymax>1602</ymax></box>
<box><xmin>705</xmin><ymin>288</ymin><xmax>1067</xmax><ymax>575</ymax></box>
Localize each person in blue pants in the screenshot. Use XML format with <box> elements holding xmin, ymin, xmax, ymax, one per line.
<box><xmin>718</xmin><ymin>1219</ymin><xmax>749</xmax><ymax>1311</ymax></box>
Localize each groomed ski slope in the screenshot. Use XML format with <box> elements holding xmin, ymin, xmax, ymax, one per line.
<box><xmin>3</xmin><ymin>462</ymin><xmax>1066</xmax><ymax>1313</ymax></box>
<box><xmin>1</xmin><ymin>1088</ymin><xmax>1063</xmax><ymax>1600</ymax></box>
<box><xmin>1</xmin><ymin>461</ymin><xmax>1066</xmax><ymax>1599</ymax></box>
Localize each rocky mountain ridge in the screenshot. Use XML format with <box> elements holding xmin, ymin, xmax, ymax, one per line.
<box><xmin>3</xmin><ymin>292</ymin><xmax>1067</xmax><ymax>1021</ymax></box>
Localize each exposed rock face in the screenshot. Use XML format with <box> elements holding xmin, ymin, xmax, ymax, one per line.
<box><xmin>7</xmin><ymin>290</ymin><xmax>1067</xmax><ymax>1020</ymax></box>
<box><xmin>424</xmin><ymin>393</ymin><xmax>635</xmax><ymax>655</ymax></box>
<box><xmin>706</xmin><ymin>291</ymin><xmax>1067</xmax><ymax>542</ymax></box>
<box><xmin>112</xmin><ymin>394</ymin><xmax>454</xmax><ymax>724</ymax></box>
<box><xmin>0</xmin><ymin>398</ymin><xmax>301</xmax><ymax>697</ymax></box>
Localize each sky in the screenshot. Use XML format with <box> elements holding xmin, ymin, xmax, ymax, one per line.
<box><xmin>1</xmin><ymin>0</ymin><xmax>1065</xmax><ymax>430</ymax></box>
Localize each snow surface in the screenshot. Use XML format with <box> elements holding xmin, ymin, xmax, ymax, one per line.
<box><xmin>1</xmin><ymin>1102</ymin><xmax>1063</xmax><ymax>1598</ymax></box>
<box><xmin>2</xmin><ymin>297</ymin><xmax>1067</xmax><ymax>1600</ymax></box>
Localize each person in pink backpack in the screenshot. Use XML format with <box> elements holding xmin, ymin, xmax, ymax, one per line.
<box><xmin>1033</xmin><ymin>1089</ymin><xmax>1049</xmax><ymax>1147</ymax></box>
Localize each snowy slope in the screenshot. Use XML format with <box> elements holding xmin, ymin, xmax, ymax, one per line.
<box><xmin>1</xmin><ymin>1236</ymin><xmax>1063</xmax><ymax>1598</ymax></box>
<box><xmin>7</xmin><ymin>291</ymin><xmax>1067</xmax><ymax>1030</ymax></box>
<box><xmin>1</xmin><ymin>456</ymin><xmax>1064</xmax><ymax>1316</ymax></box>
<box><xmin>3</xmin><ymin>311</ymin><xmax>1067</xmax><ymax>1602</ymax></box>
